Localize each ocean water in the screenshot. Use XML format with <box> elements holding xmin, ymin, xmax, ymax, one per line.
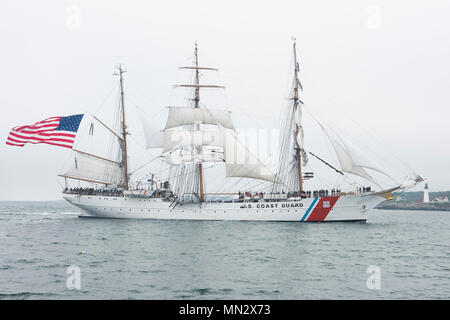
<box><xmin>0</xmin><ymin>200</ymin><xmax>449</xmax><ymax>300</ymax></box>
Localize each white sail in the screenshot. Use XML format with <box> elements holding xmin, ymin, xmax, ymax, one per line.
<box><xmin>337</xmin><ymin>136</ymin><xmax>386</xmax><ymax>175</ymax></box>
<box><xmin>165</xmin><ymin>107</ymin><xmax>235</xmax><ymax>130</ymax></box>
<box><xmin>161</xmin><ymin>151</ymin><xmax>224</xmax><ymax>165</ymax></box>
<box><xmin>163</xmin><ymin>129</ymin><xmax>224</xmax><ymax>153</ymax></box>
<box><xmin>320</xmin><ymin>124</ymin><xmax>386</xmax><ymax>187</ymax></box>
<box><xmin>141</xmin><ymin>117</ymin><xmax>164</xmax><ymax>149</ymax></box>
<box><xmin>62</xmin><ymin>152</ymin><xmax>123</xmax><ymax>186</ymax></box>
<box><xmin>221</xmin><ymin>126</ymin><xmax>281</xmax><ymax>183</ymax></box>
<box><xmin>400</xmin><ymin>175</ymin><xmax>424</xmax><ymax>190</ymax></box>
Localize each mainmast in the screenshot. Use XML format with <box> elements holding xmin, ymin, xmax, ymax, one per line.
<box><xmin>114</xmin><ymin>65</ymin><xmax>129</xmax><ymax>191</ymax></box>
<box><xmin>193</xmin><ymin>44</ymin><xmax>205</xmax><ymax>202</ymax></box>
<box><xmin>293</xmin><ymin>39</ymin><xmax>303</xmax><ymax>193</ymax></box>
<box><xmin>176</xmin><ymin>43</ymin><xmax>223</xmax><ymax>202</ymax></box>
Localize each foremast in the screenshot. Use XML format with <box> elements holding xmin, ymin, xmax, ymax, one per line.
<box><xmin>292</xmin><ymin>40</ymin><xmax>303</xmax><ymax>193</ymax></box>
<box><xmin>271</xmin><ymin>38</ymin><xmax>308</xmax><ymax>195</ymax></box>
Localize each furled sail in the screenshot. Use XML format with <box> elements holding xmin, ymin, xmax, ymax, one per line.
<box><xmin>400</xmin><ymin>175</ymin><xmax>424</xmax><ymax>190</ymax></box>
<box><xmin>295</xmin><ymin>110</ymin><xmax>308</xmax><ymax>167</ymax></box>
<box><xmin>61</xmin><ymin>152</ymin><xmax>123</xmax><ymax>186</ymax></box>
<box><xmin>296</xmin><ymin>125</ymin><xmax>304</xmax><ymax>149</ymax></box>
<box><xmin>164</xmin><ymin>107</ymin><xmax>235</xmax><ymax>130</ymax></box>
<box><xmin>320</xmin><ymin>124</ymin><xmax>388</xmax><ymax>187</ymax></box>
<box><xmin>295</xmin><ymin>104</ymin><xmax>302</xmax><ymax>126</ymax></box>
<box><xmin>221</xmin><ymin>126</ymin><xmax>281</xmax><ymax>183</ymax></box>
<box><xmin>163</xmin><ymin>129</ymin><xmax>224</xmax><ymax>153</ymax></box>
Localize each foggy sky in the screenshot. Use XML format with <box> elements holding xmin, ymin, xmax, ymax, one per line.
<box><xmin>1</xmin><ymin>0</ymin><xmax>449</xmax><ymax>200</ymax></box>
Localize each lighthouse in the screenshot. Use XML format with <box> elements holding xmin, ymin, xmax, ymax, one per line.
<box><xmin>423</xmin><ymin>183</ymin><xmax>430</xmax><ymax>203</ymax></box>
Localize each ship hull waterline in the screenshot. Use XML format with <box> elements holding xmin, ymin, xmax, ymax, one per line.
<box><xmin>62</xmin><ymin>193</ymin><xmax>385</xmax><ymax>222</ymax></box>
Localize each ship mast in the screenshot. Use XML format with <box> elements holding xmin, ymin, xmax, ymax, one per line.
<box><xmin>193</xmin><ymin>43</ymin><xmax>205</xmax><ymax>202</ymax></box>
<box><xmin>114</xmin><ymin>65</ymin><xmax>129</xmax><ymax>191</ymax></box>
<box><xmin>293</xmin><ymin>40</ymin><xmax>303</xmax><ymax>193</ymax></box>
<box><xmin>175</xmin><ymin>43</ymin><xmax>224</xmax><ymax>202</ymax></box>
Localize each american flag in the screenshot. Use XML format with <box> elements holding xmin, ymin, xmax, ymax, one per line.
<box><xmin>6</xmin><ymin>114</ymin><xmax>84</xmax><ymax>149</ymax></box>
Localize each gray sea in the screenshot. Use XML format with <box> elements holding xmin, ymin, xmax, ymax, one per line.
<box><xmin>0</xmin><ymin>200</ymin><xmax>449</xmax><ymax>300</ymax></box>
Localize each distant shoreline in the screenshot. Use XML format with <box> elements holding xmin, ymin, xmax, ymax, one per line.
<box><xmin>376</xmin><ymin>201</ymin><xmax>450</xmax><ymax>212</ymax></box>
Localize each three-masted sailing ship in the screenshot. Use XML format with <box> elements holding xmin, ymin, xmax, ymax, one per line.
<box><xmin>61</xmin><ymin>41</ymin><xmax>423</xmax><ymax>222</ymax></box>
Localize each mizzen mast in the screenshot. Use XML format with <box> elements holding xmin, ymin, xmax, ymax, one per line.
<box><xmin>114</xmin><ymin>65</ymin><xmax>129</xmax><ymax>191</ymax></box>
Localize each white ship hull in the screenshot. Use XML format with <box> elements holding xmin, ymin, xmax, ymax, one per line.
<box><xmin>63</xmin><ymin>193</ymin><xmax>385</xmax><ymax>222</ymax></box>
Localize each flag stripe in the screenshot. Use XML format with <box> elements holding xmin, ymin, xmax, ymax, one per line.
<box><xmin>6</xmin><ymin>141</ymin><xmax>24</xmax><ymax>147</ymax></box>
<box><xmin>7</xmin><ymin>136</ymin><xmax>74</xmax><ymax>147</ymax></box>
<box><xmin>14</xmin><ymin>122</ymin><xmax>60</xmax><ymax>131</ymax></box>
<box><xmin>19</xmin><ymin>130</ymin><xmax>75</xmax><ymax>137</ymax></box>
<box><xmin>8</xmin><ymin>134</ymin><xmax>75</xmax><ymax>144</ymax></box>
<box><xmin>8</xmin><ymin>131</ymin><xmax>76</xmax><ymax>142</ymax></box>
<box><xmin>18</xmin><ymin>126</ymin><xmax>60</xmax><ymax>133</ymax></box>
<box><xmin>7</xmin><ymin>137</ymin><xmax>27</xmax><ymax>144</ymax></box>
<box><xmin>8</xmin><ymin>131</ymin><xmax>76</xmax><ymax>141</ymax></box>
<box><xmin>8</xmin><ymin>130</ymin><xmax>76</xmax><ymax>138</ymax></box>
<box><xmin>36</xmin><ymin>141</ymin><xmax>73</xmax><ymax>148</ymax></box>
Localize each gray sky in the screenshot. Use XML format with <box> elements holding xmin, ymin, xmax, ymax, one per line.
<box><xmin>1</xmin><ymin>0</ymin><xmax>449</xmax><ymax>200</ymax></box>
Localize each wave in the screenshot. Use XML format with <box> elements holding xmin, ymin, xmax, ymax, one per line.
<box><xmin>2</xmin><ymin>211</ymin><xmax>79</xmax><ymax>215</ymax></box>
<box><xmin>0</xmin><ymin>292</ymin><xmax>58</xmax><ymax>300</ymax></box>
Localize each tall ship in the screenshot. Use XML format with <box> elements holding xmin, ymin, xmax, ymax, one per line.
<box><xmin>59</xmin><ymin>41</ymin><xmax>423</xmax><ymax>222</ymax></box>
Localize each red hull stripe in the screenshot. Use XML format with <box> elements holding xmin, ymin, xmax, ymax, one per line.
<box><xmin>306</xmin><ymin>196</ymin><xmax>339</xmax><ymax>221</ymax></box>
